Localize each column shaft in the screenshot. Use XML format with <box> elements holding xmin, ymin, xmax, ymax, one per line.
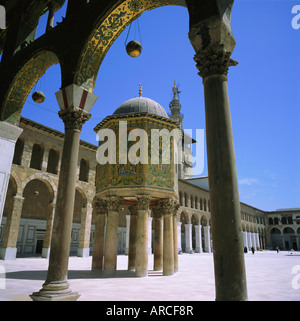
<box><xmin>203</xmin><ymin>73</ymin><xmax>247</xmax><ymax>301</ymax></box>
<box><xmin>92</xmin><ymin>214</ymin><xmax>106</xmax><ymax>271</ymax></box>
<box><xmin>103</xmin><ymin>209</ymin><xmax>119</xmax><ymax>275</ymax></box>
<box><xmin>42</xmin><ymin>202</ymin><xmax>56</xmax><ymax>258</ymax></box>
<box><xmin>173</xmin><ymin>215</ymin><xmax>179</xmax><ymax>272</ymax></box>
<box><xmin>135</xmin><ymin>209</ymin><xmax>149</xmax><ymax>277</ymax></box>
<box><xmin>0</xmin><ymin>195</ymin><xmax>24</xmax><ymax>260</ymax></box>
<box><xmin>163</xmin><ymin>214</ymin><xmax>174</xmax><ymax>276</ymax></box>
<box><xmin>153</xmin><ymin>216</ymin><xmax>163</xmax><ymax>271</ymax></box>
<box><xmin>78</xmin><ymin>204</ymin><xmax>93</xmax><ymax>258</ymax></box>
<box><xmin>128</xmin><ymin>210</ymin><xmax>138</xmax><ymax>271</ymax></box>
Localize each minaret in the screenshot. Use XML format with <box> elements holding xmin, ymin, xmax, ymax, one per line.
<box><xmin>169</xmin><ymin>80</ymin><xmax>183</xmax><ymax>129</ymax></box>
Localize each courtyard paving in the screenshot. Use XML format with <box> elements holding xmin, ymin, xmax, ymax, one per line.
<box><xmin>0</xmin><ymin>251</ymin><xmax>299</xmax><ymax>301</ymax></box>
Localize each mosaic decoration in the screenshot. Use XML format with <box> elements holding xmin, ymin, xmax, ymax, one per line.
<box><xmin>95</xmin><ymin>115</ymin><xmax>177</xmax><ymax>193</ymax></box>
<box><xmin>77</xmin><ymin>0</ymin><xmax>186</xmax><ymax>92</ymax></box>
<box><xmin>2</xmin><ymin>51</ymin><xmax>59</xmax><ymax>125</ymax></box>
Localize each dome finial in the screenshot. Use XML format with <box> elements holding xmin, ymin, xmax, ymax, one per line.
<box><xmin>139</xmin><ymin>83</ymin><xmax>143</xmax><ymax>97</ymax></box>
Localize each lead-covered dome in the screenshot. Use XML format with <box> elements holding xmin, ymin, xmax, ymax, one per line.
<box><xmin>113</xmin><ymin>97</ymin><xmax>169</xmax><ymax>119</ymax></box>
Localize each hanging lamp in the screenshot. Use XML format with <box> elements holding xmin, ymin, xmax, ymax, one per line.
<box><xmin>125</xmin><ymin>18</ymin><xmax>143</xmax><ymax>58</ymax></box>
<box><xmin>32</xmin><ymin>73</ymin><xmax>46</xmax><ymax>103</ymax></box>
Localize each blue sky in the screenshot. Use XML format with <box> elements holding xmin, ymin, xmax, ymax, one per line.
<box><xmin>20</xmin><ymin>0</ymin><xmax>300</xmax><ymax>212</ymax></box>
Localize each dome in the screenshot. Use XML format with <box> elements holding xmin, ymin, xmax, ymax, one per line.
<box><xmin>113</xmin><ymin>97</ymin><xmax>169</xmax><ymax>119</ymax></box>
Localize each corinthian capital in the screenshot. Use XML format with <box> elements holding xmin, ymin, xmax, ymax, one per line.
<box><xmin>58</xmin><ymin>107</ymin><xmax>91</xmax><ymax>131</ymax></box>
<box><xmin>159</xmin><ymin>198</ymin><xmax>177</xmax><ymax>215</ymax></box>
<box><xmin>194</xmin><ymin>44</ymin><xmax>238</xmax><ymax>79</ymax></box>
<box><xmin>136</xmin><ymin>195</ymin><xmax>151</xmax><ymax>211</ymax></box>
<box><xmin>92</xmin><ymin>197</ymin><xmax>107</xmax><ymax>215</ymax></box>
<box><xmin>106</xmin><ymin>196</ymin><xmax>121</xmax><ymax>212</ymax></box>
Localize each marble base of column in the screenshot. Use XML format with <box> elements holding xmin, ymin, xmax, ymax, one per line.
<box><xmin>0</xmin><ymin>248</ymin><xmax>17</xmax><ymax>260</ymax></box>
<box><xmin>42</xmin><ymin>248</ymin><xmax>50</xmax><ymax>259</ymax></box>
<box><xmin>30</xmin><ymin>281</ymin><xmax>80</xmax><ymax>301</ymax></box>
<box><xmin>77</xmin><ymin>248</ymin><xmax>90</xmax><ymax>258</ymax></box>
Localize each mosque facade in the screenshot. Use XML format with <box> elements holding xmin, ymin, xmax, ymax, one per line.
<box><xmin>0</xmin><ymin>82</ymin><xmax>299</xmax><ymax>263</ymax></box>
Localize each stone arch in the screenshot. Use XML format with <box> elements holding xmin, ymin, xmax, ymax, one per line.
<box><xmin>73</xmin><ymin>187</ymin><xmax>88</xmax><ymax>223</ymax></box>
<box><xmin>0</xmin><ymin>50</ymin><xmax>60</xmax><ymax>124</ymax></box>
<box><xmin>2</xmin><ymin>175</ymin><xmax>18</xmax><ymax>219</ymax></box>
<box><xmin>21</xmin><ymin>173</ymin><xmax>57</xmax><ymax>197</ymax></box>
<box><xmin>75</xmin><ymin>0</ymin><xmax>187</xmax><ymax>92</ymax></box>
<box><xmin>22</xmin><ymin>178</ymin><xmax>55</xmax><ymax>221</ymax></box>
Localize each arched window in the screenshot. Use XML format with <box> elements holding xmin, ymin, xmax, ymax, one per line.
<box><xmin>274</xmin><ymin>217</ymin><xmax>279</xmax><ymax>225</ymax></box>
<box><xmin>200</xmin><ymin>198</ymin><xmax>203</xmax><ymax>211</ymax></box>
<box><xmin>204</xmin><ymin>199</ymin><xmax>207</xmax><ymax>211</ymax></box>
<box><xmin>281</xmin><ymin>217</ymin><xmax>287</xmax><ymax>225</ymax></box>
<box><xmin>47</xmin><ymin>149</ymin><xmax>59</xmax><ymax>174</ymax></box>
<box><xmin>79</xmin><ymin>158</ymin><xmax>89</xmax><ymax>182</ymax></box>
<box><xmin>13</xmin><ymin>138</ymin><xmax>24</xmax><ymax>165</ymax></box>
<box><xmin>30</xmin><ymin>144</ymin><xmax>44</xmax><ymax>170</ymax></box>
<box><xmin>287</xmin><ymin>216</ymin><xmax>293</xmax><ymax>225</ymax></box>
<box><xmin>190</xmin><ymin>195</ymin><xmax>194</xmax><ymax>208</ymax></box>
<box><xmin>269</xmin><ymin>218</ymin><xmax>273</xmax><ymax>225</ymax></box>
<box><xmin>195</xmin><ymin>196</ymin><xmax>198</xmax><ymax>209</ymax></box>
<box><xmin>184</xmin><ymin>193</ymin><xmax>188</xmax><ymax>207</ymax></box>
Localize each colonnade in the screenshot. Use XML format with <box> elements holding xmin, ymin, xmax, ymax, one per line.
<box><xmin>92</xmin><ymin>196</ymin><xmax>180</xmax><ymax>277</ymax></box>
<box><xmin>243</xmin><ymin>231</ymin><xmax>262</xmax><ymax>251</ymax></box>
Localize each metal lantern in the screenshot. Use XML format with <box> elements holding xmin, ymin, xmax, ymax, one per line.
<box><xmin>126</xmin><ymin>40</ymin><xmax>143</xmax><ymax>58</ymax></box>
<box><xmin>32</xmin><ymin>91</ymin><xmax>45</xmax><ymax>104</ymax></box>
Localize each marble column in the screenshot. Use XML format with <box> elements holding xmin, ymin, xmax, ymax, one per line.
<box><xmin>251</xmin><ymin>233</ymin><xmax>257</xmax><ymax>250</ymax></box>
<box><xmin>0</xmin><ymin>121</ymin><xmax>23</xmax><ymax>225</ymax></box>
<box><xmin>243</xmin><ymin>231</ymin><xmax>248</xmax><ymax>251</ymax></box>
<box><xmin>42</xmin><ymin>202</ymin><xmax>56</xmax><ymax>258</ymax></box>
<box><xmin>195</xmin><ymin>225</ymin><xmax>203</xmax><ymax>253</ymax></box>
<box><xmin>185</xmin><ymin>224</ymin><xmax>193</xmax><ymax>253</ymax></box>
<box><xmin>78</xmin><ymin>203</ymin><xmax>93</xmax><ymax>258</ymax></box>
<box><xmin>173</xmin><ymin>202</ymin><xmax>180</xmax><ymax>272</ymax></box>
<box><xmin>190</xmin><ymin>28</ymin><xmax>248</xmax><ymax>299</ymax></box>
<box><xmin>173</xmin><ymin>214</ymin><xmax>179</xmax><ymax>272</ymax></box>
<box><xmin>128</xmin><ymin>205</ymin><xmax>138</xmax><ymax>271</ymax></box>
<box><xmin>103</xmin><ymin>196</ymin><xmax>121</xmax><ymax>276</ymax></box>
<box><xmin>30</xmin><ymin>85</ymin><xmax>97</xmax><ymax>301</ymax></box>
<box><xmin>203</xmin><ymin>225</ymin><xmax>211</xmax><ymax>253</ymax></box>
<box><xmin>135</xmin><ymin>195</ymin><xmax>151</xmax><ymax>277</ymax></box>
<box><xmin>152</xmin><ymin>206</ymin><xmax>163</xmax><ymax>271</ymax></box>
<box><xmin>177</xmin><ymin>221</ymin><xmax>182</xmax><ymax>253</ymax></box>
<box><xmin>255</xmin><ymin>233</ymin><xmax>260</xmax><ymax>250</ymax></box>
<box><xmin>125</xmin><ymin>214</ymin><xmax>130</xmax><ymax>255</ymax></box>
<box><xmin>247</xmin><ymin>232</ymin><xmax>252</xmax><ymax>250</ymax></box>
<box><xmin>0</xmin><ymin>195</ymin><xmax>24</xmax><ymax>260</ymax></box>
<box><xmin>92</xmin><ymin>198</ymin><xmax>107</xmax><ymax>272</ymax></box>
<box><xmin>148</xmin><ymin>216</ymin><xmax>153</xmax><ymax>254</ymax></box>
<box><xmin>160</xmin><ymin>198</ymin><xmax>175</xmax><ymax>276</ymax></box>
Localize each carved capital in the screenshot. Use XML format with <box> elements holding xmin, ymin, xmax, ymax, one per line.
<box><xmin>194</xmin><ymin>44</ymin><xmax>238</xmax><ymax>79</ymax></box>
<box><xmin>92</xmin><ymin>198</ymin><xmax>107</xmax><ymax>215</ymax></box>
<box><xmin>106</xmin><ymin>196</ymin><xmax>121</xmax><ymax>212</ymax></box>
<box><xmin>136</xmin><ymin>195</ymin><xmax>151</xmax><ymax>211</ymax></box>
<box><xmin>129</xmin><ymin>205</ymin><xmax>138</xmax><ymax>216</ymax></box>
<box><xmin>58</xmin><ymin>108</ymin><xmax>91</xmax><ymax>131</ymax></box>
<box><xmin>151</xmin><ymin>206</ymin><xmax>162</xmax><ymax>219</ymax></box>
<box><xmin>159</xmin><ymin>198</ymin><xmax>177</xmax><ymax>215</ymax></box>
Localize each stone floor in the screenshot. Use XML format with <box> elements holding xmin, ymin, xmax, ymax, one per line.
<box><xmin>0</xmin><ymin>251</ymin><xmax>299</xmax><ymax>301</ymax></box>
